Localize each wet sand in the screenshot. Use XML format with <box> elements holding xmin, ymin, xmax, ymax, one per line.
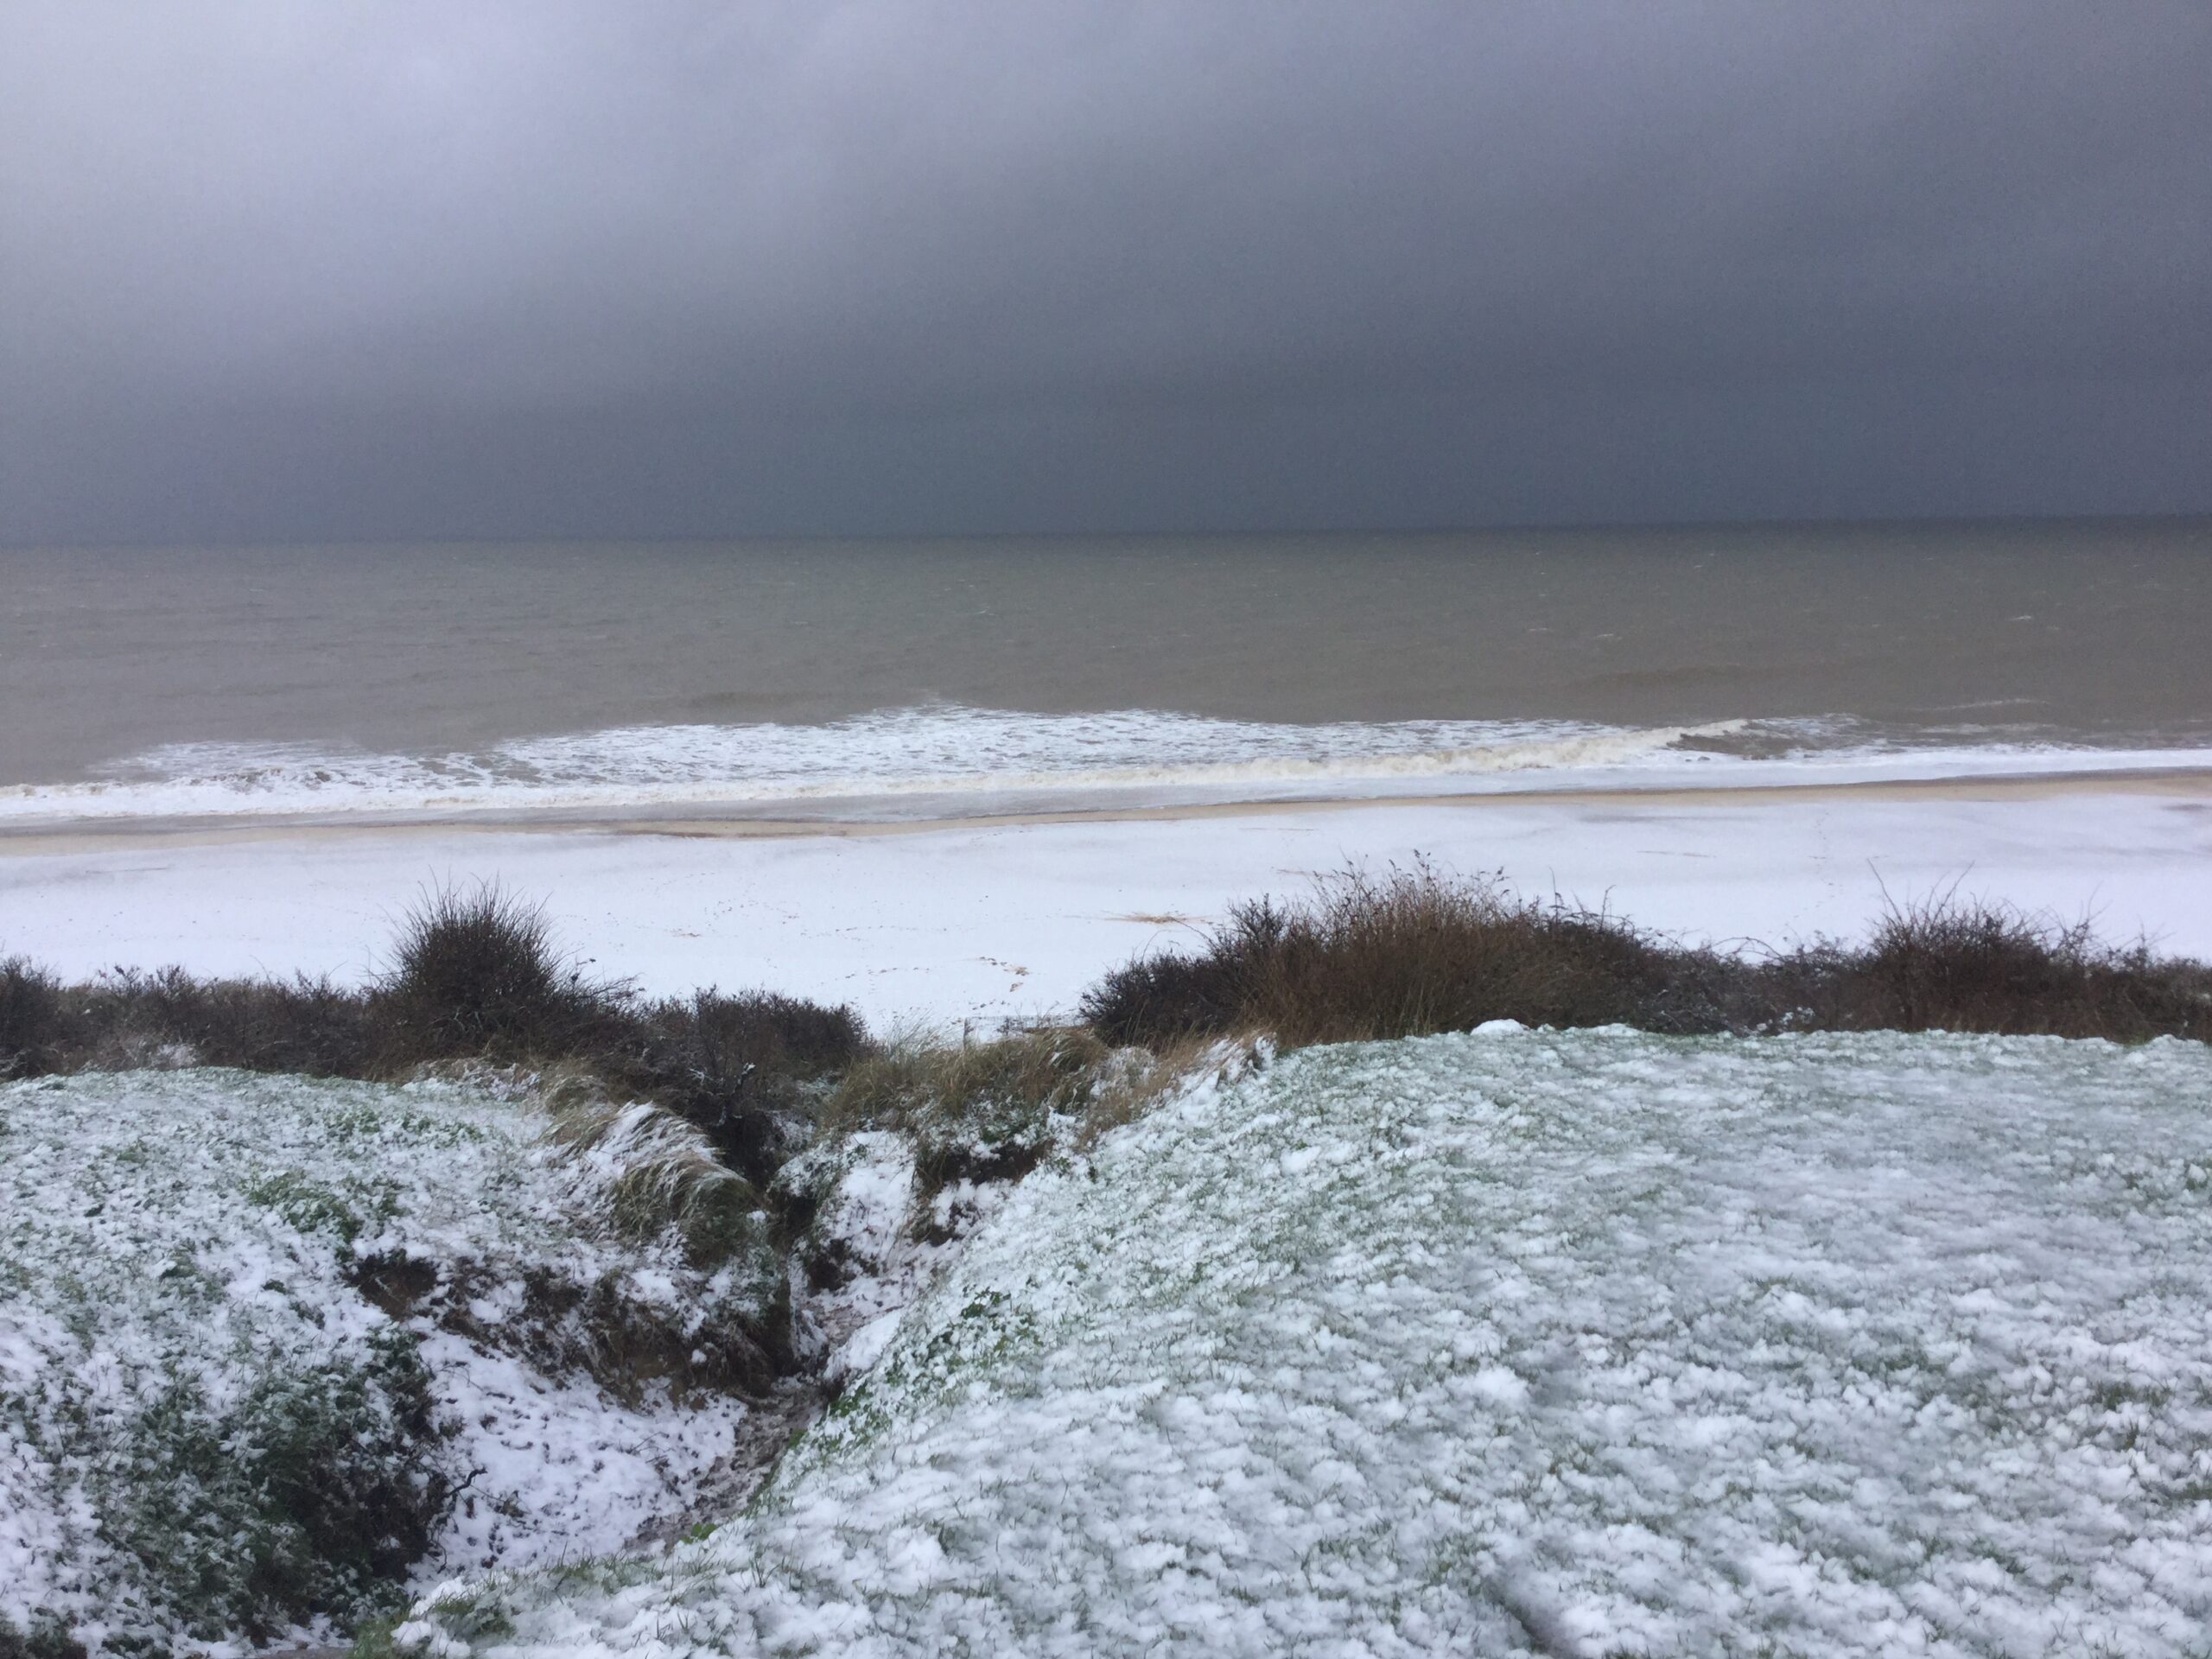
<box><xmin>3</xmin><ymin>766</ymin><xmax>2208</xmax><ymax>858</ymax></box>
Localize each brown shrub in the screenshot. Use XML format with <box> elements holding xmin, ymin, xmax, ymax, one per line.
<box><xmin>1084</xmin><ymin>866</ymin><xmax>1734</xmax><ymax>1049</ymax></box>
<box><xmin>372</xmin><ymin>880</ymin><xmax>618</xmax><ymax>1064</ymax></box>
<box><xmin>123</xmin><ymin>969</ymin><xmax>381</xmax><ymax>1075</ymax></box>
<box><xmin>2</xmin><ymin>959</ymin><xmax>381</xmax><ymax>1077</ymax></box>
<box><xmin>1</xmin><ymin>892</ymin><xmax>872</xmax><ymax>1192</ymax></box>
<box><xmin>1084</xmin><ymin>867</ymin><xmax>2212</xmax><ymax>1052</ymax></box>
<box><xmin>1772</xmin><ymin>892</ymin><xmax>2212</xmax><ymax>1040</ymax></box>
<box><xmin>1</xmin><ymin>957</ymin><xmax>67</xmax><ymax>1077</ymax></box>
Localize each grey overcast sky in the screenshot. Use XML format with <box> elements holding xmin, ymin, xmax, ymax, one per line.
<box><xmin>2</xmin><ymin>2</ymin><xmax>2207</xmax><ymax>544</ymax></box>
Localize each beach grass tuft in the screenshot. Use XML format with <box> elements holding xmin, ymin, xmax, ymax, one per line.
<box><xmin>825</xmin><ymin>1025</ymin><xmax>1110</xmax><ymax>1195</ymax></box>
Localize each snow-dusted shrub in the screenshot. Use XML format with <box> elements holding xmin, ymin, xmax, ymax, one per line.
<box><xmin>0</xmin><ymin>958</ymin><xmax>65</xmax><ymax>1078</ymax></box>
<box><xmin>84</xmin><ymin>1332</ymin><xmax>447</xmax><ymax>1638</ymax></box>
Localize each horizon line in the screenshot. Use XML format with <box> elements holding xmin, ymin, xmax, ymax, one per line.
<box><xmin>5</xmin><ymin>507</ymin><xmax>2209</xmax><ymax>556</ymax></box>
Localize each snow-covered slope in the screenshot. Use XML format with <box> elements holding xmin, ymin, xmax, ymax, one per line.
<box><xmin>0</xmin><ymin>1070</ymin><xmax>783</xmax><ymax>1654</ymax></box>
<box><xmin>397</xmin><ymin>1028</ymin><xmax>2212</xmax><ymax>1658</ymax></box>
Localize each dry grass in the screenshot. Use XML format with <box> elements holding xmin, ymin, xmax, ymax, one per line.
<box><xmin>541</xmin><ymin>1080</ymin><xmax>765</xmax><ymax>1267</ymax></box>
<box><xmin>1083</xmin><ymin>865</ymin><xmax>2212</xmax><ymax>1053</ymax></box>
<box><xmin>824</xmin><ymin>1025</ymin><xmax>1107</xmax><ymax>1130</ymax></box>
<box><xmin>1777</xmin><ymin>887</ymin><xmax>2212</xmax><ymax>1040</ymax></box>
<box><xmin>1084</xmin><ymin>865</ymin><xmax>1732</xmax><ymax>1048</ymax></box>
<box><xmin>825</xmin><ymin>1025</ymin><xmax>1112</xmax><ymax>1192</ymax></box>
<box><xmin>1072</xmin><ymin>1033</ymin><xmax>1268</xmax><ymax>1150</ymax></box>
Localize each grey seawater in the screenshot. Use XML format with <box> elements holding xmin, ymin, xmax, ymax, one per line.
<box><xmin>3</xmin><ymin>518</ymin><xmax>2209</xmax><ymax>794</ymax></box>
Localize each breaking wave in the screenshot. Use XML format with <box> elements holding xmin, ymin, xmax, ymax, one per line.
<box><xmin>3</xmin><ymin>705</ymin><xmax>2206</xmax><ymax>824</ymax></box>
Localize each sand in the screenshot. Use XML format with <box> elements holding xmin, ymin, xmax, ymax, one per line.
<box><xmin>3</xmin><ymin>764</ymin><xmax>2207</xmax><ymax>856</ymax></box>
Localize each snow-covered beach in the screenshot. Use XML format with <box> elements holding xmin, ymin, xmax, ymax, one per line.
<box><xmin>5</xmin><ymin>772</ymin><xmax>2209</xmax><ymax>1029</ymax></box>
<box><xmin>10</xmin><ymin>728</ymin><xmax>2212</xmax><ymax>1651</ymax></box>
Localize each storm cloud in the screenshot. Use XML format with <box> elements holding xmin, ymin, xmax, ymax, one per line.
<box><xmin>3</xmin><ymin>1</ymin><xmax>2206</xmax><ymax>541</ymax></box>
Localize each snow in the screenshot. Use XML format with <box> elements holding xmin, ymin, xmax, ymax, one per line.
<box><xmin>0</xmin><ymin>1070</ymin><xmax>773</xmax><ymax>1651</ymax></box>
<box><xmin>772</xmin><ymin>1129</ymin><xmax>987</xmax><ymax>1386</ymax></box>
<box><xmin>4</xmin><ymin>790</ymin><xmax>2209</xmax><ymax>1028</ymax></box>
<box><xmin>396</xmin><ymin>1028</ymin><xmax>2212</xmax><ymax>1657</ymax></box>
<box><xmin>828</xmin><ymin>1309</ymin><xmax>905</xmax><ymax>1382</ymax></box>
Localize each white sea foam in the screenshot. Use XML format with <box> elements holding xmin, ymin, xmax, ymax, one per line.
<box><xmin>2</xmin><ymin>704</ymin><xmax>2206</xmax><ymax>825</ymax></box>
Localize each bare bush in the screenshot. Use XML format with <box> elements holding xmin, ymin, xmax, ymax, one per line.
<box><xmin>1771</xmin><ymin>889</ymin><xmax>2212</xmax><ymax>1040</ymax></box>
<box><xmin>1084</xmin><ymin>866</ymin><xmax>2212</xmax><ymax>1052</ymax></box>
<box><xmin>373</xmin><ymin>881</ymin><xmax>615</xmax><ymax>1063</ymax></box>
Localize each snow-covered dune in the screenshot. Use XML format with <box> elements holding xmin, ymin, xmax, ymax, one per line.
<box><xmin>0</xmin><ymin>1071</ymin><xmax>785</xmax><ymax>1652</ymax></box>
<box><xmin>398</xmin><ymin>1028</ymin><xmax>2212</xmax><ymax>1658</ymax></box>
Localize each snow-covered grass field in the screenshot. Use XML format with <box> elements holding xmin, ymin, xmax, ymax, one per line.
<box><xmin>0</xmin><ymin>1070</ymin><xmax>785</xmax><ymax>1653</ymax></box>
<box><xmin>397</xmin><ymin>1027</ymin><xmax>2212</xmax><ymax>1658</ymax></box>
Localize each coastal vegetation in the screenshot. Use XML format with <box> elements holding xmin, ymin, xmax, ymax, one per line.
<box><xmin>0</xmin><ymin>1067</ymin><xmax>785</xmax><ymax>1649</ymax></box>
<box><xmin>4</xmin><ymin>875</ymin><xmax>2209</xmax><ymax>1650</ymax></box>
<box><xmin>5</xmin><ymin>872</ymin><xmax>2205</xmax><ymax>1115</ymax></box>
<box><xmin>1084</xmin><ymin>864</ymin><xmax>2212</xmax><ymax>1048</ymax></box>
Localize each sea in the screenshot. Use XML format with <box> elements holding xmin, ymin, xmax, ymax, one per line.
<box><xmin>4</xmin><ymin>518</ymin><xmax>2209</xmax><ymax>823</ymax></box>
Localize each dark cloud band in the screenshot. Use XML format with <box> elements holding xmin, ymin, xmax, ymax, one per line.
<box><xmin>3</xmin><ymin>1</ymin><xmax>2206</xmax><ymax>540</ymax></box>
